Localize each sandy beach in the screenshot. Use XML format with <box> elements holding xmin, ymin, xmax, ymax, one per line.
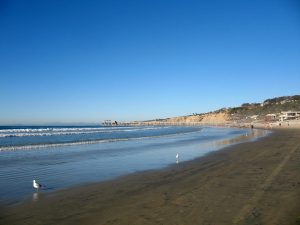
<box><xmin>1</xmin><ymin>128</ymin><xmax>300</xmax><ymax>225</ymax></box>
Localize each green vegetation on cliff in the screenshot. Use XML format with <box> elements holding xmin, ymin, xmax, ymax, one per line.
<box><xmin>227</xmin><ymin>95</ymin><xmax>300</xmax><ymax>120</ymax></box>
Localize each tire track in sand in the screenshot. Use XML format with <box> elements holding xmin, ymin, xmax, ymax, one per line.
<box><xmin>233</xmin><ymin>143</ymin><xmax>300</xmax><ymax>225</ymax></box>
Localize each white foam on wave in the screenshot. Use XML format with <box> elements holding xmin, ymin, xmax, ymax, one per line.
<box><xmin>0</xmin><ymin>127</ymin><xmax>119</xmax><ymax>133</ymax></box>
<box><xmin>0</xmin><ymin>130</ymin><xmax>125</xmax><ymax>138</ymax></box>
<box><xmin>0</xmin><ymin>128</ymin><xmax>202</xmax><ymax>152</ymax></box>
<box><xmin>0</xmin><ymin>126</ymin><xmax>166</xmax><ymax>138</ymax></box>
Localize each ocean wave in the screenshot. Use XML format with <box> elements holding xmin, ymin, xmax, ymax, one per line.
<box><xmin>0</xmin><ymin>139</ymin><xmax>125</xmax><ymax>151</ymax></box>
<box><xmin>0</xmin><ymin>126</ymin><xmax>167</xmax><ymax>138</ymax></box>
<box><xmin>0</xmin><ymin>130</ymin><xmax>124</xmax><ymax>138</ymax></box>
<box><xmin>0</xmin><ymin>128</ymin><xmax>202</xmax><ymax>151</ymax></box>
<box><xmin>0</xmin><ymin>127</ymin><xmax>123</xmax><ymax>133</ymax></box>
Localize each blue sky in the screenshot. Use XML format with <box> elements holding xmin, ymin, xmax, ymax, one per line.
<box><xmin>0</xmin><ymin>0</ymin><xmax>299</xmax><ymax>124</ymax></box>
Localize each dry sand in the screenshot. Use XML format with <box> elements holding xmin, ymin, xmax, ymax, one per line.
<box><xmin>1</xmin><ymin>129</ymin><xmax>300</xmax><ymax>225</ymax></box>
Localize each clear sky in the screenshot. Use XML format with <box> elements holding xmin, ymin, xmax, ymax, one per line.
<box><xmin>0</xmin><ymin>0</ymin><xmax>299</xmax><ymax>125</ymax></box>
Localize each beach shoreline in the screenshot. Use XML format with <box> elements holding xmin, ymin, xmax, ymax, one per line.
<box><xmin>1</xmin><ymin>128</ymin><xmax>300</xmax><ymax>225</ymax></box>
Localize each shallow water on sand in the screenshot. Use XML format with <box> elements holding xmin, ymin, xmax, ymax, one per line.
<box><xmin>0</xmin><ymin>126</ymin><xmax>267</xmax><ymax>206</ymax></box>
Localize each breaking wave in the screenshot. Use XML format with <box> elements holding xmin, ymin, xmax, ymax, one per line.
<box><xmin>0</xmin><ymin>126</ymin><xmax>166</xmax><ymax>138</ymax></box>
<box><xmin>0</xmin><ymin>126</ymin><xmax>203</xmax><ymax>151</ymax></box>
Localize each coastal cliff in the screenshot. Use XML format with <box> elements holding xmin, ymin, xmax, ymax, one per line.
<box><xmin>127</xmin><ymin>111</ymin><xmax>231</xmax><ymax>126</ymax></box>
<box><xmin>163</xmin><ymin>112</ymin><xmax>230</xmax><ymax>124</ymax></box>
<box><xmin>123</xmin><ymin>95</ymin><xmax>300</xmax><ymax>126</ymax></box>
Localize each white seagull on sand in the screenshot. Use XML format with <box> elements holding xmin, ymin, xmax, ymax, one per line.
<box><xmin>33</xmin><ymin>179</ymin><xmax>42</xmax><ymax>189</ymax></box>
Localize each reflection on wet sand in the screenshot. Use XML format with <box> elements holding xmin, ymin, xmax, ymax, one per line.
<box><xmin>32</xmin><ymin>192</ymin><xmax>40</xmax><ymax>202</ymax></box>
<box><xmin>216</xmin><ymin>129</ymin><xmax>269</xmax><ymax>146</ymax></box>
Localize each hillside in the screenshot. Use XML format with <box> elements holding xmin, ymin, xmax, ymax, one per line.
<box><xmin>228</xmin><ymin>95</ymin><xmax>300</xmax><ymax>121</ymax></box>
<box><xmin>134</xmin><ymin>95</ymin><xmax>300</xmax><ymax>125</ymax></box>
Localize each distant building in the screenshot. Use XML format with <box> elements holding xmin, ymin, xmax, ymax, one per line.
<box><xmin>102</xmin><ymin>120</ymin><xmax>118</xmax><ymax>126</ymax></box>
<box><xmin>250</xmin><ymin>115</ymin><xmax>259</xmax><ymax>120</ymax></box>
<box><xmin>279</xmin><ymin>111</ymin><xmax>300</xmax><ymax>121</ymax></box>
<box><xmin>103</xmin><ymin>120</ymin><xmax>112</xmax><ymax>126</ymax></box>
<box><xmin>265</xmin><ymin>113</ymin><xmax>277</xmax><ymax>121</ymax></box>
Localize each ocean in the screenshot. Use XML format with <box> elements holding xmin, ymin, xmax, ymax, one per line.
<box><xmin>0</xmin><ymin>125</ymin><xmax>267</xmax><ymax>206</ymax></box>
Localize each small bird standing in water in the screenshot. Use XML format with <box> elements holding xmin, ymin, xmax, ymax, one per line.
<box><xmin>33</xmin><ymin>179</ymin><xmax>42</xmax><ymax>190</ymax></box>
<box><xmin>176</xmin><ymin>153</ymin><xmax>179</xmax><ymax>163</ymax></box>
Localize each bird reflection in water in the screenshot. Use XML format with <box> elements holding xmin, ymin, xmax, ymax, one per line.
<box><xmin>32</xmin><ymin>192</ymin><xmax>41</xmax><ymax>202</ymax></box>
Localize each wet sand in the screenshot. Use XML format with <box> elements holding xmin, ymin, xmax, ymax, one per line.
<box><xmin>1</xmin><ymin>129</ymin><xmax>300</xmax><ymax>225</ymax></box>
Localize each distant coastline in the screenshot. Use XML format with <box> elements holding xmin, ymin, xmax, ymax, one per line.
<box><xmin>121</xmin><ymin>95</ymin><xmax>300</xmax><ymax>129</ymax></box>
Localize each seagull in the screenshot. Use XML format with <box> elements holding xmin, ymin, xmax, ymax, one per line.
<box><xmin>33</xmin><ymin>179</ymin><xmax>42</xmax><ymax>190</ymax></box>
<box><xmin>176</xmin><ymin>153</ymin><xmax>179</xmax><ymax>163</ymax></box>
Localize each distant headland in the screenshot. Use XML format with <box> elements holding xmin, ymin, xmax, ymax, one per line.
<box><xmin>121</xmin><ymin>95</ymin><xmax>300</xmax><ymax>128</ymax></box>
